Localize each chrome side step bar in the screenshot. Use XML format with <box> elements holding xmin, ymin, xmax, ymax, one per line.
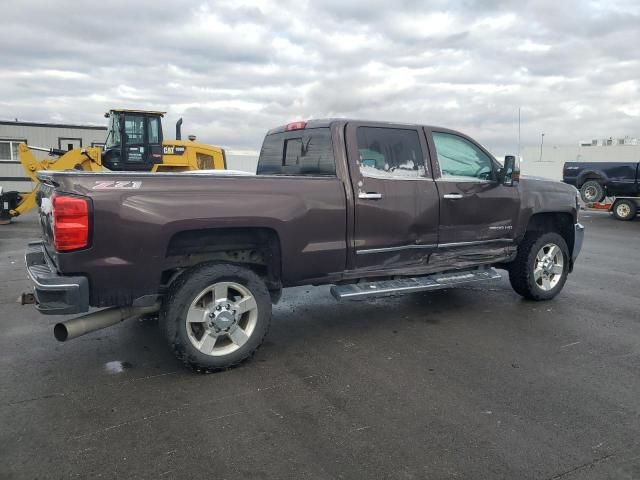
<box><xmin>330</xmin><ymin>268</ymin><xmax>501</xmax><ymax>300</ymax></box>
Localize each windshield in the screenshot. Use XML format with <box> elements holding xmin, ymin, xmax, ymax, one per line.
<box><xmin>104</xmin><ymin>114</ymin><xmax>121</xmax><ymax>149</ymax></box>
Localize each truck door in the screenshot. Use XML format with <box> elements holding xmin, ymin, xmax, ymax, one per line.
<box><xmin>345</xmin><ymin>122</ymin><xmax>440</xmax><ymax>270</ymax></box>
<box><xmin>605</xmin><ymin>162</ymin><xmax>640</xmax><ymax>196</ymax></box>
<box><xmin>425</xmin><ymin>128</ymin><xmax>520</xmax><ymax>250</ymax></box>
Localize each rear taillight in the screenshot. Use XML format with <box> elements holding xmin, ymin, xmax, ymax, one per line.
<box><xmin>52</xmin><ymin>195</ymin><xmax>90</xmax><ymax>251</ymax></box>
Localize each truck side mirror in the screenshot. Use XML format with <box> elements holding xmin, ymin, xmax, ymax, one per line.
<box><xmin>502</xmin><ymin>155</ymin><xmax>520</xmax><ymax>186</ymax></box>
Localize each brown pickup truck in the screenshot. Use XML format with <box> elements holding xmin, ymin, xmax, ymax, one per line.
<box><xmin>24</xmin><ymin>119</ymin><xmax>584</xmax><ymax>371</ymax></box>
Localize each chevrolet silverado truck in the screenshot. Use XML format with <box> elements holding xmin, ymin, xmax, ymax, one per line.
<box><xmin>563</xmin><ymin>160</ymin><xmax>640</xmax><ymax>203</ymax></box>
<box><xmin>24</xmin><ymin>119</ymin><xmax>584</xmax><ymax>371</ymax></box>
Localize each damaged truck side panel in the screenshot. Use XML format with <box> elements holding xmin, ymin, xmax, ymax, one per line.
<box><xmin>38</xmin><ymin>174</ymin><xmax>348</xmax><ymax>307</ymax></box>
<box><xmin>25</xmin><ymin>119</ymin><xmax>584</xmax><ymax>371</ymax></box>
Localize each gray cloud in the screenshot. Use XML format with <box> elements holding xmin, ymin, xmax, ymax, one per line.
<box><xmin>1</xmin><ymin>0</ymin><xmax>639</xmax><ymax>154</ymax></box>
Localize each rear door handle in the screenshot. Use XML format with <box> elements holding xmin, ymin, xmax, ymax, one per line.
<box><xmin>443</xmin><ymin>193</ymin><xmax>463</xmax><ymax>199</ymax></box>
<box><xmin>358</xmin><ymin>192</ymin><xmax>383</xmax><ymax>200</ymax></box>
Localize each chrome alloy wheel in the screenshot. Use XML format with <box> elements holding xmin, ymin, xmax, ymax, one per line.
<box><xmin>534</xmin><ymin>243</ymin><xmax>564</xmax><ymax>291</ymax></box>
<box><xmin>185</xmin><ymin>282</ymin><xmax>258</xmax><ymax>356</ymax></box>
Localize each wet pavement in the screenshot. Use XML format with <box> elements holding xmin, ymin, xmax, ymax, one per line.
<box><xmin>1</xmin><ymin>211</ymin><xmax>639</xmax><ymax>479</ymax></box>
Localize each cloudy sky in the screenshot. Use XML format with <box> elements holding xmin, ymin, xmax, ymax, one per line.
<box><xmin>1</xmin><ymin>0</ymin><xmax>639</xmax><ymax>154</ymax></box>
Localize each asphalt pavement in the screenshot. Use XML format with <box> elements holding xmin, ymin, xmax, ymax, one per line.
<box><xmin>1</xmin><ymin>211</ymin><xmax>639</xmax><ymax>479</ymax></box>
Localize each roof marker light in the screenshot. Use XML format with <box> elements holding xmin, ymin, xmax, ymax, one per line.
<box><xmin>285</xmin><ymin>121</ymin><xmax>307</xmax><ymax>131</ymax></box>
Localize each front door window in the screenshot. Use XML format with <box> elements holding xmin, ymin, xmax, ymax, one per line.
<box><xmin>432</xmin><ymin>132</ymin><xmax>494</xmax><ymax>181</ymax></box>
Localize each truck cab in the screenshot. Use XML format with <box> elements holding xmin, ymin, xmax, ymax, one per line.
<box><xmin>258</xmin><ymin>120</ymin><xmax>525</xmax><ymax>274</ymax></box>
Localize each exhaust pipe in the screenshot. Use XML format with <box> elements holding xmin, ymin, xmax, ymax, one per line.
<box><xmin>176</xmin><ymin>118</ymin><xmax>183</xmax><ymax>140</ymax></box>
<box><xmin>54</xmin><ymin>303</ymin><xmax>160</xmax><ymax>342</ymax></box>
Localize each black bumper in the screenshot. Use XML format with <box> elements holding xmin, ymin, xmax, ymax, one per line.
<box><xmin>25</xmin><ymin>241</ymin><xmax>89</xmax><ymax>315</ymax></box>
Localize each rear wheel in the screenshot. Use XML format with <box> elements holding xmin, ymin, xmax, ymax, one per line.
<box><xmin>161</xmin><ymin>263</ymin><xmax>272</xmax><ymax>372</ymax></box>
<box><xmin>509</xmin><ymin>232</ymin><xmax>569</xmax><ymax>301</ymax></box>
<box><xmin>612</xmin><ymin>199</ymin><xmax>637</xmax><ymax>221</ymax></box>
<box><xmin>580</xmin><ymin>180</ymin><xmax>605</xmax><ymax>203</ymax></box>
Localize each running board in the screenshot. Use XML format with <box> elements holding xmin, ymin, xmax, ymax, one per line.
<box><xmin>330</xmin><ymin>268</ymin><xmax>501</xmax><ymax>300</ymax></box>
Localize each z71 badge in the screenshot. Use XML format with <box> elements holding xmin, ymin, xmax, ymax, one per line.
<box><xmin>93</xmin><ymin>180</ymin><xmax>142</xmax><ymax>190</ymax></box>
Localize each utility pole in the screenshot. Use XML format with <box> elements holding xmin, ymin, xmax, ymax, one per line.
<box><xmin>539</xmin><ymin>133</ymin><xmax>545</xmax><ymax>162</ymax></box>
<box><xmin>517</xmin><ymin>107</ymin><xmax>521</xmax><ymax>158</ymax></box>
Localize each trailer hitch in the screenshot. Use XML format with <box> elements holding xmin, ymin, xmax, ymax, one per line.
<box><xmin>19</xmin><ymin>292</ymin><xmax>36</xmax><ymax>305</ymax></box>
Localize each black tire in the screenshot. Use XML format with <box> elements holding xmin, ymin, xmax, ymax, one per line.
<box><xmin>508</xmin><ymin>232</ymin><xmax>570</xmax><ymax>301</ymax></box>
<box><xmin>161</xmin><ymin>263</ymin><xmax>272</xmax><ymax>372</ymax></box>
<box><xmin>579</xmin><ymin>180</ymin><xmax>605</xmax><ymax>203</ymax></box>
<box><xmin>612</xmin><ymin>199</ymin><xmax>637</xmax><ymax>221</ymax></box>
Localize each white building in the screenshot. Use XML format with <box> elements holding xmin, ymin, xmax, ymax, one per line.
<box><xmin>0</xmin><ymin>120</ymin><xmax>107</xmax><ymax>192</ymax></box>
<box><xmin>225</xmin><ymin>151</ymin><xmax>259</xmax><ymax>173</ymax></box>
<box><xmin>579</xmin><ymin>136</ymin><xmax>640</xmax><ymax>147</ymax></box>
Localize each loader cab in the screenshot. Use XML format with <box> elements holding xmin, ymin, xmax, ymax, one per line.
<box><xmin>102</xmin><ymin>110</ymin><xmax>165</xmax><ymax>171</ymax></box>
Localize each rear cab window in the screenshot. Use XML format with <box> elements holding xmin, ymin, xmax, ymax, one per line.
<box><xmin>257</xmin><ymin>128</ymin><xmax>335</xmax><ymax>176</ymax></box>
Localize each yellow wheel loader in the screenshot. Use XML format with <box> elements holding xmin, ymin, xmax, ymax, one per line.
<box><xmin>1</xmin><ymin>110</ymin><xmax>226</xmax><ymax>224</ymax></box>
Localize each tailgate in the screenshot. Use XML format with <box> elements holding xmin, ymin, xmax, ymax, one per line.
<box><xmin>35</xmin><ymin>180</ymin><xmax>58</xmax><ymax>264</ymax></box>
<box><xmin>35</xmin><ymin>173</ymin><xmax>94</xmax><ymax>267</ymax></box>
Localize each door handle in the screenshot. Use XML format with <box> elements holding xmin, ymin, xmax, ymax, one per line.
<box><xmin>358</xmin><ymin>192</ymin><xmax>383</xmax><ymax>200</ymax></box>
<box><xmin>443</xmin><ymin>193</ymin><xmax>463</xmax><ymax>199</ymax></box>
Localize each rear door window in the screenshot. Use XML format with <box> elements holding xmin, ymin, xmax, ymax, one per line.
<box><xmin>356</xmin><ymin>127</ymin><xmax>426</xmax><ymax>179</ymax></box>
<box><xmin>257</xmin><ymin>128</ymin><xmax>335</xmax><ymax>176</ymax></box>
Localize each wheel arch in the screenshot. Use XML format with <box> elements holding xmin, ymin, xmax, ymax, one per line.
<box><xmin>161</xmin><ymin>227</ymin><xmax>283</xmax><ymax>300</ymax></box>
<box><xmin>576</xmin><ymin>170</ymin><xmax>607</xmax><ymax>188</ymax></box>
<box><xmin>522</xmin><ymin>212</ymin><xmax>576</xmax><ymax>271</ymax></box>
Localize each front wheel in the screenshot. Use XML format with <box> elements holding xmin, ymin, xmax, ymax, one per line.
<box><xmin>508</xmin><ymin>232</ymin><xmax>570</xmax><ymax>301</ymax></box>
<box><xmin>612</xmin><ymin>199</ymin><xmax>637</xmax><ymax>221</ymax></box>
<box><xmin>161</xmin><ymin>263</ymin><xmax>272</xmax><ymax>372</ymax></box>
